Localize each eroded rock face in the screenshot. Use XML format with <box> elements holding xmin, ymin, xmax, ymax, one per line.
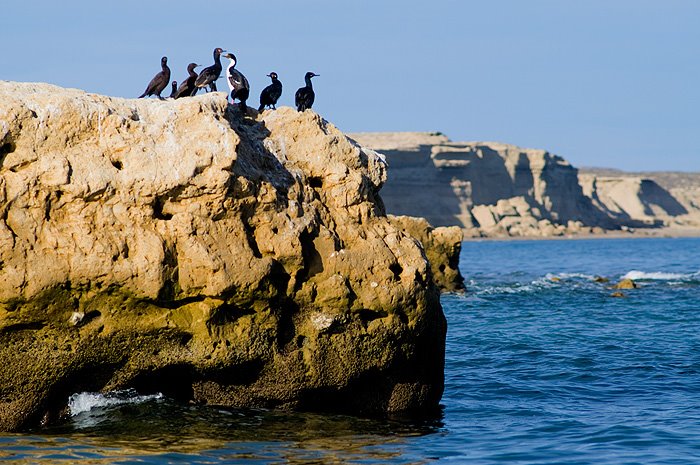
<box><xmin>0</xmin><ymin>82</ymin><xmax>446</xmax><ymax>430</ymax></box>
<box><xmin>350</xmin><ymin>132</ymin><xmax>700</xmax><ymax>237</ymax></box>
<box><xmin>579</xmin><ymin>174</ymin><xmax>693</xmax><ymax>226</ymax></box>
<box><xmin>349</xmin><ymin>132</ymin><xmax>618</xmax><ymax>237</ymax></box>
<box><xmin>388</xmin><ymin>215</ymin><xmax>464</xmax><ymax>292</ymax></box>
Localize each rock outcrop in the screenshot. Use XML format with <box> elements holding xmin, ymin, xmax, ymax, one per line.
<box><xmin>350</xmin><ymin>132</ymin><xmax>700</xmax><ymax>237</ymax></box>
<box><xmin>613</xmin><ymin>278</ymin><xmax>638</xmax><ymax>290</ymax></box>
<box><xmin>387</xmin><ymin>216</ymin><xmax>464</xmax><ymax>292</ymax></box>
<box><xmin>349</xmin><ymin>132</ymin><xmax>617</xmax><ymax>237</ymax></box>
<box><xmin>0</xmin><ymin>82</ymin><xmax>447</xmax><ymax>431</ymax></box>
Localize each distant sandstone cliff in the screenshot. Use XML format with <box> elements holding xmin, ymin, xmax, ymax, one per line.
<box><xmin>579</xmin><ymin>169</ymin><xmax>700</xmax><ymax>230</ymax></box>
<box><xmin>350</xmin><ymin>132</ymin><xmax>700</xmax><ymax>237</ymax></box>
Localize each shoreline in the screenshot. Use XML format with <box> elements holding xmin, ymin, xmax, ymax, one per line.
<box><xmin>462</xmin><ymin>227</ymin><xmax>700</xmax><ymax>242</ymax></box>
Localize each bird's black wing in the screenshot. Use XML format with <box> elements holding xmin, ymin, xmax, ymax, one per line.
<box><xmin>142</xmin><ymin>72</ymin><xmax>160</xmax><ymax>95</ymax></box>
<box><xmin>183</xmin><ymin>75</ymin><xmax>199</xmax><ymax>96</ymax></box>
<box><xmin>151</xmin><ymin>71</ymin><xmax>171</xmax><ymax>94</ymax></box>
<box><xmin>269</xmin><ymin>81</ymin><xmax>282</xmax><ymax>102</ymax></box>
<box><xmin>260</xmin><ymin>84</ymin><xmax>273</xmax><ymax>106</ymax></box>
<box><xmin>295</xmin><ymin>87</ymin><xmax>305</xmax><ymax>107</ymax></box>
<box><xmin>174</xmin><ymin>77</ymin><xmax>192</xmax><ymax>98</ymax></box>
<box><xmin>228</xmin><ymin>69</ymin><xmax>249</xmax><ymax>92</ymax></box>
<box><xmin>195</xmin><ymin>67</ymin><xmax>215</xmax><ymax>87</ymax></box>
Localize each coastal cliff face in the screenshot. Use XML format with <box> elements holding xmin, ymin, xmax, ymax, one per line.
<box><xmin>350</xmin><ymin>132</ymin><xmax>700</xmax><ymax>237</ymax></box>
<box><xmin>0</xmin><ymin>82</ymin><xmax>450</xmax><ymax>431</ymax></box>
<box><xmin>579</xmin><ymin>170</ymin><xmax>700</xmax><ymax>231</ymax></box>
<box><xmin>349</xmin><ymin>132</ymin><xmax>615</xmax><ymax>237</ymax></box>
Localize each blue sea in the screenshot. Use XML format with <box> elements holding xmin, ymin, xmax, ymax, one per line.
<box><xmin>2</xmin><ymin>237</ymin><xmax>700</xmax><ymax>464</ymax></box>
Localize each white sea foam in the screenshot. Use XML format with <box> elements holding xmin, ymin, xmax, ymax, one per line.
<box><xmin>532</xmin><ymin>276</ymin><xmax>560</xmax><ymax>287</ymax></box>
<box><xmin>68</xmin><ymin>389</ymin><xmax>163</xmax><ymax>416</ymax></box>
<box><xmin>477</xmin><ymin>284</ymin><xmax>535</xmax><ymax>295</ymax></box>
<box><xmin>557</xmin><ymin>273</ymin><xmax>598</xmax><ymax>280</ymax></box>
<box><xmin>621</xmin><ymin>270</ymin><xmax>698</xmax><ymax>281</ymax></box>
<box><xmin>477</xmin><ymin>278</ymin><xmax>554</xmax><ymax>295</ymax></box>
<box><xmin>476</xmin><ymin>272</ymin><xmax>608</xmax><ymax>295</ymax></box>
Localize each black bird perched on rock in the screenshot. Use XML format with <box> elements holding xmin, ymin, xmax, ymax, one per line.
<box><xmin>138</xmin><ymin>56</ymin><xmax>171</xmax><ymax>99</ymax></box>
<box><xmin>295</xmin><ymin>72</ymin><xmax>319</xmax><ymax>111</ymax></box>
<box><xmin>194</xmin><ymin>47</ymin><xmax>224</xmax><ymax>93</ymax></box>
<box><xmin>258</xmin><ymin>72</ymin><xmax>282</xmax><ymax>112</ymax></box>
<box><xmin>168</xmin><ymin>80</ymin><xmax>177</xmax><ymax>98</ymax></box>
<box><xmin>223</xmin><ymin>52</ymin><xmax>250</xmax><ymax>113</ymax></box>
<box><xmin>174</xmin><ymin>63</ymin><xmax>200</xmax><ymax>99</ymax></box>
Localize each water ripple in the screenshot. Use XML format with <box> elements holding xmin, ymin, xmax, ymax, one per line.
<box><xmin>3</xmin><ymin>238</ymin><xmax>700</xmax><ymax>464</ymax></box>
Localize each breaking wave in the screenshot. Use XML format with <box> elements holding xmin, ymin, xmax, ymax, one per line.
<box><xmin>68</xmin><ymin>389</ymin><xmax>163</xmax><ymax>416</ymax></box>
<box><xmin>476</xmin><ymin>275</ymin><xmax>560</xmax><ymax>295</ymax></box>
<box><xmin>621</xmin><ymin>270</ymin><xmax>700</xmax><ymax>281</ymax></box>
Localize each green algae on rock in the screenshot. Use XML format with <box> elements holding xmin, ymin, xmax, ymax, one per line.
<box><xmin>0</xmin><ymin>82</ymin><xmax>448</xmax><ymax>431</ymax></box>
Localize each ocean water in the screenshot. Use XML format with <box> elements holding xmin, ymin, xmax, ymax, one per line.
<box><xmin>2</xmin><ymin>237</ymin><xmax>700</xmax><ymax>464</ymax></box>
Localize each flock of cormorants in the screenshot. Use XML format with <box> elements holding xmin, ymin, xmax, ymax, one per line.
<box><xmin>138</xmin><ymin>47</ymin><xmax>319</xmax><ymax>113</ymax></box>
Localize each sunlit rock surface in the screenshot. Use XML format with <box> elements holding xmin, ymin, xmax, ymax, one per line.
<box><xmin>0</xmin><ymin>82</ymin><xmax>447</xmax><ymax>430</ymax></box>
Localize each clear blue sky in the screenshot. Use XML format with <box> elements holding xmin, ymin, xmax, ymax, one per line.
<box><xmin>1</xmin><ymin>0</ymin><xmax>698</xmax><ymax>171</ymax></box>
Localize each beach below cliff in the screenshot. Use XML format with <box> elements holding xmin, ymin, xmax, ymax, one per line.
<box><xmin>464</xmin><ymin>225</ymin><xmax>700</xmax><ymax>241</ymax></box>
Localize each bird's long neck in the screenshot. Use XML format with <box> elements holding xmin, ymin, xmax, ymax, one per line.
<box><xmin>188</xmin><ymin>66</ymin><xmax>197</xmax><ymax>77</ymax></box>
<box><xmin>305</xmin><ymin>76</ymin><xmax>313</xmax><ymax>88</ymax></box>
<box><xmin>227</xmin><ymin>58</ymin><xmax>236</xmax><ymax>71</ymax></box>
<box><xmin>214</xmin><ymin>52</ymin><xmax>221</xmax><ymax>66</ymax></box>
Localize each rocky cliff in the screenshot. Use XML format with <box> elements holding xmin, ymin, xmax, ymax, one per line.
<box><xmin>350</xmin><ymin>132</ymin><xmax>700</xmax><ymax>237</ymax></box>
<box><xmin>579</xmin><ymin>169</ymin><xmax>700</xmax><ymax>231</ymax></box>
<box><xmin>388</xmin><ymin>216</ymin><xmax>464</xmax><ymax>292</ymax></box>
<box><xmin>0</xmin><ymin>82</ymin><xmax>456</xmax><ymax>431</ymax></box>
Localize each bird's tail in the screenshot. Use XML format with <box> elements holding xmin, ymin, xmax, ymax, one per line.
<box><xmin>258</xmin><ymin>104</ymin><xmax>265</xmax><ymax>112</ymax></box>
<box><xmin>138</xmin><ymin>93</ymin><xmax>146</xmax><ymax>99</ymax></box>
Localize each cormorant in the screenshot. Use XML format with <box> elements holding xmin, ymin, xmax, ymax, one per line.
<box><xmin>258</xmin><ymin>72</ymin><xmax>282</xmax><ymax>112</ymax></box>
<box><xmin>138</xmin><ymin>56</ymin><xmax>171</xmax><ymax>100</ymax></box>
<box><xmin>194</xmin><ymin>47</ymin><xmax>224</xmax><ymax>93</ymax></box>
<box><xmin>168</xmin><ymin>80</ymin><xmax>177</xmax><ymax>98</ymax></box>
<box><xmin>174</xmin><ymin>63</ymin><xmax>200</xmax><ymax>99</ymax></box>
<box><xmin>295</xmin><ymin>72</ymin><xmax>319</xmax><ymax>111</ymax></box>
<box><xmin>223</xmin><ymin>52</ymin><xmax>250</xmax><ymax>113</ymax></box>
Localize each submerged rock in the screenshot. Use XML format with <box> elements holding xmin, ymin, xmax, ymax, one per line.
<box><xmin>0</xmin><ymin>82</ymin><xmax>447</xmax><ymax>430</ymax></box>
<box><xmin>613</xmin><ymin>279</ymin><xmax>638</xmax><ymax>290</ymax></box>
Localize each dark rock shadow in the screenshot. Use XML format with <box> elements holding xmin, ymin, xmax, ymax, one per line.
<box><xmin>223</xmin><ymin>104</ymin><xmax>295</xmax><ymax>204</ymax></box>
<box><xmin>512</xmin><ymin>152</ymin><xmax>535</xmax><ymax>196</ymax></box>
<box><xmin>460</xmin><ymin>146</ymin><xmax>515</xmax><ymax>205</ymax></box>
<box><xmin>0</xmin><ymin>140</ymin><xmax>15</xmax><ymax>169</ymax></box>
<box><xmin>639</xmin><ymin>179</ymin><xmax>688</xmax><ymax>216</ymax></box>
<box><xmin>378</xmin><ymin>145</ymin><xmax>466</xmax><ymax>228</ymax></box>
